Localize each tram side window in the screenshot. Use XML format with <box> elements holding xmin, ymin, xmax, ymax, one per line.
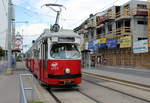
<box><xmin>33</xmin><ymin>49</ymin><xmax>39</xmax><ymax>59</ymax></box>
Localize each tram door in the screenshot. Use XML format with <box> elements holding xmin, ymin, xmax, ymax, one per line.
<box><xmin>41</xmin><ymin>39</ymin><xmax>48</xmax><ymax>81</ymax></box>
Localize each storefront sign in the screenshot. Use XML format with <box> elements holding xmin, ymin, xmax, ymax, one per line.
<box><xmin>88</xmin><ymin>40</ymin><xmax>96</xmax><ymax>50</ymax></box>
<box><xmin>120</xmin><ymin>36</ymin><xmax>132</xmax><ymax>48</ymax></box>
<box><xmin>107</xmin><ymin>39</ymin><xmax>118</xmax><ymax>49</ymax></box>
<box><xmin>133</xmin><ymin>40</ymin><xmax>148</xmax><ymax>53</ymax></box>
<box><xmin>88</xmin><ymin>40</ymin><xmax>98</xmax><ymax>51</ymax></box>
<box><xmin>99</xmin><ymin>43</ymin><xmax>107</xmax><ymax>49</ymax></box>
<box><xmin>98</xmin><ymin>38</ymin><xmax>107</xmax><ymax>44</ymax></box>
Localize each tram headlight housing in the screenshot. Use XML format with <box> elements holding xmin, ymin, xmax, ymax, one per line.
<box><xmin>65</xmin><ymin>68</ymin><xmax>71</xmax><ymax>74</ymax></box>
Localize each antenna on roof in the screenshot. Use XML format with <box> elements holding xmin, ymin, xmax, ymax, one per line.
<box><xmin>41</xmin><ymin>3</ymin><xmax>66</xmax><ymax>32</ymax></box>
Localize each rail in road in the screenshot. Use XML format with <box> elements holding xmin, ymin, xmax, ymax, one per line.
<box><xmin>83</xmin><ymin>72</ymin><xmax>150</xmax><ymax>89</ymax></box>
<box><xmin>46</xmin><ymin>87</ymin><xmax>103</xmax><ymax>103</ymax></box>
<box><xmin>83</xmin><ymin>72</ymin><xmax>150</xmax><ymax>103</ymax></box>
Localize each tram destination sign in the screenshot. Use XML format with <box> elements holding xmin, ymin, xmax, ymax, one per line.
<box><xmin>58</xmin><ymin>37</ymin><xmax>75</xmax><ymax>42</ymax></box>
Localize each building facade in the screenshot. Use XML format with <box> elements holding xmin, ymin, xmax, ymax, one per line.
<box><xmin>0</xmin><ymin>0</ymin><xmax>15</xmax><ymax>50</ymax></box>
<box><xmin>0</xmin><ymin>0</ymin><xmax>8</xmax><ymax>49</ymax></box>
<box><xmin>75</xmin><ymin>0</ymin><xmax>150</xmax><ymax>68</ymax></box>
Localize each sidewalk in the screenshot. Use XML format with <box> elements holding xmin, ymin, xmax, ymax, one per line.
<box><xmin>83</xmin><ymin>65</ymin><xmax>150</xmax><ymax>86</ymax></box>
<box><xmin>0</xmin><ymin>60</ymin><xmax>7</xmax><ymax>73</ymax></box>
<box><xmin>0</xmin><ymin>62</ymin><xmax>55</xmax><ymax>103</ymax></box>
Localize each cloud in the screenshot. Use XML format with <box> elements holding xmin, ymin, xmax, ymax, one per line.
<box><xmin>16</xmin><ymin>23</ymin><xmax>49</xmax><ymax>52</ymax></box>
<box><xmin>16</xmin><ymin>23</ymin><xmax>49</xmax><ymax>36</ymax></box>
<box><xmin>12</xmin><ymin>0</ymin><xmax>27</xmax><ymax>5</ymax></box>
<box><xmin>14</xmin><ymin>0</ymin><xmax>148</xmax><ymax>30</ymax></box>
<box><xmin>60</xmin><ymin>0</ymin><xmax>132</xmax><ymax>29</ymax></box>
<box><xmin>14</xmin><ymin>0</ymin><xmax>147</xmax><ymax>51</ymax></box>
<box><xmin>14</xmin><ymin>0</ymin><xmax>135</xmax><ymax>30</ymax></box>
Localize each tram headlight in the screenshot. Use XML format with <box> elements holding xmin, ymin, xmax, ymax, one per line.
<box><xmin>65</xmin><ymin>68</ymin><xmax>71</xmax><ymax>74</ymax></box>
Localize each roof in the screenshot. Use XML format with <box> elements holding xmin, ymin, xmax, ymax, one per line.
<box><xmin>26</xmin><ymin>29</ymin><xmax>81</xmax><ymax>53</ymax></box>
<box><xmin>46</xmin><ymin>29</ymin><xmax>81</xmax><ymax>38</ymax></box>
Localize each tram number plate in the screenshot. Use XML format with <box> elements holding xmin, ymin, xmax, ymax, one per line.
<box><xmin>64</xmin><ymin>81</ymin><xmax>71</xmax><ymax>85</ymax></box>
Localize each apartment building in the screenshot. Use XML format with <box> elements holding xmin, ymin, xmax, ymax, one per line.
<box><xmin>0</xmin><ymin>0</ymin><xmax>15</xmax><ymax>50</ymax></box>
<box><xmin>74</xmin><ymin>0</ymin><xmax>150</xmax><ymax>68</ymax></box>
<box><xmin>0</xmin><ymin>0</ymin><xmax>8</xmax><ymax>49</ymax></box>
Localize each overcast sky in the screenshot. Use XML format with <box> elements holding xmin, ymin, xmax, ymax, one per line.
<box><xmin>12</xmin><ymin>0</ymin><xmax>146</xmax><ymax>52</ymax></box>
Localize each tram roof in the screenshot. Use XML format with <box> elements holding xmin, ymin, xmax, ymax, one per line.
<box><xmin>42</xmin><ymin>29</ymin><xmax>80</xmax><ymax>38</ymax></box>
<box><xmin>26</xmin><ymin>29</ymin><xmax>81</xmax><ymax>53</ymax></box>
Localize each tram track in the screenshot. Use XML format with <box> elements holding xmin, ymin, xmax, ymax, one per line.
<box><xmin>47</xmin><ymin>88</ymin><xmax>62</xmax><ymax>103</ymax></box>
<box><xmin>83</xmin><ymin>72</ymin><xmax>150</xmax><ymax>89</ymax></box>
<box><xmin>46</xmin><ymin>86</ymin><xmax>103</xmax><ymax>103</ymax></box>
<box><xmin>83</xmin><ymin>78</ymin><xmax>150</xmax><ymax>103</ymax></box>
<box><xmin>83</xmin><ymin>72</ymin><xmax>150</xmax><ymax>93</ymax></box>
<box><xmin>75</xmin><ymin>88</ymin><xmax>103</xmax><ymax>103</ymax></box>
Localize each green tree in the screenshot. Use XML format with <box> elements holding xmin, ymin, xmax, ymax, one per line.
<box><xmin>0</xmin><ymin>47</ymin><xmax>5</xmax><ymax>57</ymax></box>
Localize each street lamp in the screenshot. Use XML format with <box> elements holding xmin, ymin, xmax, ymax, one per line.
<box><xmin>6</xmin><ymin>0</ymin><xmax>13</xmax><ymax>75</ymax></box>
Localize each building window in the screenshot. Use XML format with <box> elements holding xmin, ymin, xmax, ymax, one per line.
<box><xmin>137</xmin><ymin>4</ymin><xmax>147</xmax><ymax>9</ymax></box>
<box><xmin>137</xmin><ymin>21</ymin><xmax>147</xmax><ymax>25</ymax></box>
<box><xmin>108</xmin><ymin>23</ymin><xmax>112</xmax><ymax>32</ymax></box>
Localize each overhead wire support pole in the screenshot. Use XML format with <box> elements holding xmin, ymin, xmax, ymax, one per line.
<box><xmin>6</xmin><ymin>0</ymin><xmax>13</xmax><ymax>75</ymax></box>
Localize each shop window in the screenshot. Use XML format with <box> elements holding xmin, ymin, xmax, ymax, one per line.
<box><xmin>138</xmin><ymin>38</ymin><xmax>147</xmax><ymax>40</ymax></box>
<box><xmin>137</xmin><ymin>21</ymin><xmax>147</xmax><ymax>25</ymax></box>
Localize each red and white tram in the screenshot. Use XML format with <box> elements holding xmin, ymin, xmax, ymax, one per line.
<box><xmin>25</xmin><ymin>29</ymin><xmax>82</xmax><ymax>86</ymax></box>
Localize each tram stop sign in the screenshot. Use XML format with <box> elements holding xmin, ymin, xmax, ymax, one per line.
<box><xmin>14</xmin><ymin>39</ymin><xmax>23</xmax><ymax>46</ymax></box>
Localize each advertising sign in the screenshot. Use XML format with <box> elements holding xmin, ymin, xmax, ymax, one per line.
<box><xmin>99</xmin><ymin>43</ymin><xmax>107</xmax><ymax>49</ymax></box>
<box><xmin>88</xmin><ymin>40</ymin><xmax>98</xmax><ymax>51</ymax></box>
<box><xmin>88</xmin><ymin>40</ymin><xmax>94</xmax><ymax>50</ymax></box>
<box><xmin>120</xmin><ymin>36</ymin><xmax>132</xmax><ymax>48</ymax></box>
<box><xmin>133</xmin><ymin>40</ymin><xmax>148</xmax><ymax>53</ymax></box>
<box><xmin>98</xmin><ymin>38</ymin><xmax>107</xmax><ymax>44</ymax></box>
<box><xmin>107</xmin><ymin>39</ymin><xmax>118</xmax><ymax>49</ymax></box>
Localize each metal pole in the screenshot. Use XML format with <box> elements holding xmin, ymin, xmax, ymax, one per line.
<box><xmin>55</xmin><ymin>10</ymin><xmax>61</xmax><ymax>25</ymax></box>
<box><xmin>6</xmin><ymin>0</ymin><xmax>13</xmax><ymax>74</ymax></box>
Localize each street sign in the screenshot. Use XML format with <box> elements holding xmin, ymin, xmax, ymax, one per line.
<box><xmin>133</xmin><ymin>40</ymin><xmax>148</xmax><ymax>53</ymax></box>
<box><xmin>14</xmin><ymin>39</ymin><xmax>23</xmax><ymax>46</ymax></box>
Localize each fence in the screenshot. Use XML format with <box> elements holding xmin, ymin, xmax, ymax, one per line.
<box><xmin>91</xmin><ymin>48</ymin><xmax>150</xmax><ymax>69</ymax></box>
<box><xmin>19</xmin><ymin>74</ymin><xmax>34</xmax><ymax>103</ymax></box>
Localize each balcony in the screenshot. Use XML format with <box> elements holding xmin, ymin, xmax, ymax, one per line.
<box><xmin>123</xmin><ymin>8</ymin><xmax>130</xmax><ymax>16</ymax></box>
<box><xmin>87</xmin><ymin>20</ymin><xmax>97</xmax><ymax>28</ymax></box>
<box><xmin>105</xmin><ymin>12</ymin><xmax>115</xmax><ymax>21</ymax></box>
<box><xmin>96</xmin><ymin>16</ymin><xmax>106</xmax><ymax>26</ymax></box>
<box><xmin>103</xmin><ymin>27</ymin><xmax>131</xmax><ymax>38</ymax></box>
<box><xmin>132</xmin><ymin>8</ymin><xmax>148</xmax><ymax>16</ymax></box>
<box><xmin>79</xmin><ymin>29</ymin><xmax>88</xmax><ymax>34</ymax></box>
<box><xmin>96</xmin><ymin>33</ymin><xmax>105</xmax><ymax>39</ymax></box>
<box><xmin>115</xmin><ymin>12</ymin><xmax>121</xmax><ymax>18</ymax></box>
<box><xmin>115</xmin><ymin>26</ymin><xmax>131</xmax><ymax>36</ymax></box>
